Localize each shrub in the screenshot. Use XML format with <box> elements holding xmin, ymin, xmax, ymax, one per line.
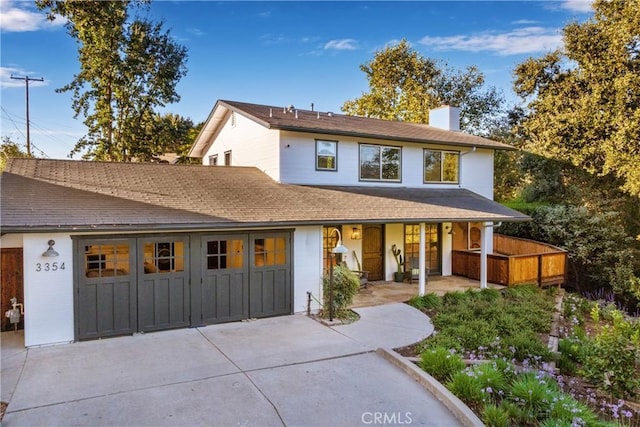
<box><xmin>547</xmin><ymin>394</ymin><xmax>603</xmax><ymax>427</ymax></box>
<box><xmin>501</xmin><ymin>330</ymin><xmax>551</xmax><ymax>361</ymax></box>
<box><xmin>421</xmin><ymin>292</ymin><xmax>442</xmax><ymax>309</ymax></box>
<box><xmin>418</xmin><ymin>346</ymin><xmax>465</xmax><ymax>382</ymax></box>
<box><xmin>510</xmin><ymin>372</ymin><xmax>561</xmax><ymax>421</ymax></box>
<box><xmin>482</xmin><ymin>404</ymin><xmax>510</xmax><ymax>427</ymax></box>
<box><xmin>407</xmin><ymin>295</ymin><xmax>426</xmax><ymax>310</ymax></box>
<box><xmin>473</xmin><ymin>363</ymin><xmax>508</xmax><ymax>398</ymax></box>
<box><xmin>321</xmin><ymin>264</ymin><xmax>359</xmax><ymax>318</ymax></box>
<box><xmin>446</xmin><ymin>368</ymin><xmax>486</xmax><ymax>408</ymax></box>
<box><xmin>442</xmin><ymin>291</ymin><xmax>469</xmax><ymax>307</ymax></box>
<box><xmin>580</xmin><ymin>321</ymin><xmax>640</xmax><ymax>399</ymax></box>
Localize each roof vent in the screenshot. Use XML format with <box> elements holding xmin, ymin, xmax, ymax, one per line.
<box><xmin>327</xmin><ymin>112</ymin><xmax>333</xmax><ymax>117</ymax></box>
<box><xmin>295</xmin><ymin>109</ymin><xmax>298</xmax><ymax>119</ymax></box>
<box><xmin>269</xmin><ymin>108</ymin><xmax>273</xmax><ymax>117</ymax></box>
<box><xmin>287</xmin><ymin>105</ymin><xmax>295</xmax><ymax>113</ymax></box>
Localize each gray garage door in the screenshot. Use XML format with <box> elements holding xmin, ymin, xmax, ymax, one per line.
<box><xmin>137</xmin><ymin>236</ymin><xmax>190</xmax><ymax>332</ymax></box>
<box><xmin>76</xmin><ymin>238</ymin><xmax>137</xmax><ymax>340</ymax></box>
<box><xmin>77</xmin><ymin>231</ymin><xmax>292</xmax><ymax>340</ymax></box>
<box><xmin>198</xmin><ymin>231</ymin><xmax>292</xmax><ymax>325</ymax></box>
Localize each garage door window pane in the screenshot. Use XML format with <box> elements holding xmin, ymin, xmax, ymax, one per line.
<box><xmin>206</xmin><ymin>239</ymin><xmax>243</xmax><ymax>270</ymax></box>
<box><xmin>85</xmin><ymin>244</ymin><xmax>129</xmax><ymax>277</ymax></box>
<box><xmin>254</xmin><ymin>237</ymin><xmax>286</xmax><ymax>266</ymax></box>
<box><xmin>144</xmin><ymin>241</ymin><xmax>184</xmax><ymax>274</ymax></box>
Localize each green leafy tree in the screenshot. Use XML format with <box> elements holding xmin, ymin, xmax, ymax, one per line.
<box><xmin>513</xmin><ymin>0</ymin><xmax>640</xmax><ymax>197</ymax></box>
<box><xmin>0</xmin><ymin>137</ymin><xmax>30</xmax><ymax>171</ymax></box>
<box><xmin>342</xmin><ymin>39</ymin><xmax>504</xmax><ymax>135</ymax></box>
<box><xmin>36</xmin><ymin>0</ymin><xmax>188</xmax><ymax>161</ymax></box>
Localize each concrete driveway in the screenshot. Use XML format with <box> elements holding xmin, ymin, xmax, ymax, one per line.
<box><xmin>1</xmin><ymin>304</ymin><xmax>463</xmax><ymax>426</ymax></box>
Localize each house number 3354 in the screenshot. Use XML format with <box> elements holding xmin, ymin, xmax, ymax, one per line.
<box><xmin>35</xmin><ymin>262</ymin><xmax>65</xmax><ymax>272</ymax></box>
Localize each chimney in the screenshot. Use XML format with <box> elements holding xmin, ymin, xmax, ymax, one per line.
<box><xmin>429</xmin><ymin>105</ymin><xmax>460</xmax><ymax>132</ymax></box>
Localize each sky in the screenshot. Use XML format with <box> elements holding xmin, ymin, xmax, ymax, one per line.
<box><xmin>1</xmin><ymin>0</ymin><xmax>595</xmax><ymax>160</ymax></box>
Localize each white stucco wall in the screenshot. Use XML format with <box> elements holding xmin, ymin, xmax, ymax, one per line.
<box><xmin>201</xmin><ymin>112</ymin><xmax>281</xmax><ymax>180</ymax></box>
<box><xmin>460</xmin><ymin>148</ymin><xmax>494</xmax><ymax>199</ymax></box>
<box><xmin>385</xmin><ymin>223</ymin><xmax>404</xmax><ymax>281</ymax></box>
<box><xmin>278</xmin><ymin>131</ymin><xmax>494</xmax><ymax>195</ymax></box>
<box><xmin>292</xmin><ymin>226</ymin><xmax>323</xmax><ymax>313</ymax></box>
<box><xmin>22</xmin><ymin>233</ymin><xmax>75</xmax><ymax>347</ymax></box>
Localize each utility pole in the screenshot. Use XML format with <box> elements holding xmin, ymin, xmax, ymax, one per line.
<box><xmin>10</xmin><ymin>75</ymin><xmax>44</xmax><ymax>157</ymax></box>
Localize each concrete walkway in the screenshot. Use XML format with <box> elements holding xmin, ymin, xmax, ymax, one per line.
<box><xmin>1</xmin><ymin>303</ymin><xmax>461</xmax><ymax>426</ymax></box>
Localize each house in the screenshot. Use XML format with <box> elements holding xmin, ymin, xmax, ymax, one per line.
<box><xmin>0</xmin><ymin>100</ymin><xmax>527</xmax><ymax>347</ymax></box>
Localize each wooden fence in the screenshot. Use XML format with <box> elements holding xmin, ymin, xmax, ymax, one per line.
<box><xmin>452</xmin><ymin>234</ymin><xmax>567</xmax><ymax>287</ymax></box>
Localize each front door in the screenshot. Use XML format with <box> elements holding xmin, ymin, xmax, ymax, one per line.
<box><xmin>363</xmin><ymin>224</ymin><xmax>383</xmax><ymax>280</ymax></box>
<box><xmin>1</xmin><ymin>248</ymin><xmax>24</xmax><ymax>331</ymax></box>
<box><xmin>138</xmin><ymin>237</ymin><xmax>190</xmax><ymax>332</ymax></box>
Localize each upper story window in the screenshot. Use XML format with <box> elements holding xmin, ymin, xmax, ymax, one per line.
<box><xmin>359</xmin><ymin>144</ymin><xmax>401</xmax><ymax>182</ymax></box>
<box><xmin>316</xmin><ymin>140</ymin><xmax>337</xmax><ymax>171</ymax></box>
<box><xmin>424</xmin><ymin>149</ymin><xmax>459</xmax><ymax>183</ymax></box>
<box><xmin>224</xmin><ymin>150</ymin><xmax>232</xmax><ymax>165</ymax></box>
<box><xmin>208</xmin><ymin>155</ymin><xmax>218</xmax><ymax>166</ymax></box>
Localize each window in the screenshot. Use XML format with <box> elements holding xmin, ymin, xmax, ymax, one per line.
<box><xmin>224</xmin><ymin>150</ymin><xmax>232</xmax><ymax>166</ymax></box>
<box><xmin>208</xmin><ymin>155</ymin><xmax>218</xmax><ymax>166</ymax></box>
<box><xmin>143</xmin><ymin>241</ymin><xmax>184</xmax><ymax>274</ymax></box>
<box><xmin>404</xmin><ymin>224</ymin><xmax>440</xmax><ymax>274</ymax></box>
<box><xmin>316</xmin><ymin>140</ymin><xmax>337</xmax><ymax>171</ymax></box>
<box><xmin>254</xmin><ymin>237</ymin><xmax>286</xmax><ymax>267</ymax></box>
<box><xmin>206</xmin><ymin>239</ymin><xmax>244</xmax><ymax>270</ymax></box>
<box><xmin>359</xmin><ymin>144</ymin><xmax>401</xmax><ymax>181</ymax></box>
<box><xmin>84</xmin><ymin>244</ymin><xmax>129</xmax><ymax>277</ymax></box>
<box><xmin>424</xmin><ymin>149</ymin><xmax>459</xmax><ymax>183</ymax></box>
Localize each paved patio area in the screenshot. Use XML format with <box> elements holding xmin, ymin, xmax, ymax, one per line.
<box><xmin>352</xmin><ymin>275</ymin><xmax>505</xmax><ymax>307</ymax></box>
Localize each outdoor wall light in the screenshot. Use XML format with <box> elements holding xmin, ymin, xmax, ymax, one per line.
<box><xmin>351</xmin><ymin>227</ymin><xmax>361</xmax><ymax>240</ymax></box>
<box><xmin>445</xmin><ymin>225</ymin><xmax>455</xmax><ymax>235</ymax></box>
<box><xmin>42</xmin><ymin>239</ymin><xmax>60</xmax><ymax>257</ymax></box>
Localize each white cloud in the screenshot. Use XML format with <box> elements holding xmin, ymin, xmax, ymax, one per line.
<box><xmin>324</xmin><ymin>39</ymin><xmax>358</xmax><ymax>51</ymax></box>
<box><xmin>511</xmin><ymin>19</ymin><xmax>540</xmax><ymax>25</ymax></box>
<box><xmin>186</xmin><ymin>27</ymin><xmax>206</xmax><ymax>37</ymax></box>
<box><xmin>0</xmin><ymin>0</ymin><xmax>64</xmax><ymax>32</ymax></box>
<box><xmin>560</xmin><ymin>0</ymin><xmax>594</xmax><ymax>13</ymax></box>
<box><xmin>418</xmin><ymin>27</ymin><xmax>563</xmax><ymax>56</ymax></box>
<box><xmin>0</xmin><ymin>66</ymin><xmax>48</xmax><ymax>89</ymax></box>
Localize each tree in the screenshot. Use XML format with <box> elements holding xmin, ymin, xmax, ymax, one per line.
<box><xmin>342</xmin><ymin>40</ymin><xmax>504</xmax><ymax>135</ymax></box>
<box><xmin>513</xmin><ymin>0</ymin><xmax>640</xmax><ymax>197</ymax></box>
<box><xmin>0</xmin><ymin>137</ymin><xmax>30</xmax><ymax>171</ymax></box>
<box><xmin>36</xmin><ymin>0</ymin><xmax>188</xmax><ymax>161</ymax></box>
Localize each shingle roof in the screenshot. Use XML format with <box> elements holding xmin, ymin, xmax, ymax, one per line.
<box><xmin>190</xmin><ymin>100</ymin><xmax>514</xmax><ymax>157</ymax></box>
<box><xmin>1</xmin><ymin>158</ymin><xmax>528</xmax><ymax>232</ymax></box>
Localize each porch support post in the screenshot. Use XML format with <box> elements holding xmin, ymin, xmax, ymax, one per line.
<box><xmin>419</xmin><ymin>222</ymin><xmax>426</xmax><ymax>296</ymax></box>
<box><xmin>480</xmin><ymin>222</ymin><xmax>488</xmax><ymax>289</ymax></box>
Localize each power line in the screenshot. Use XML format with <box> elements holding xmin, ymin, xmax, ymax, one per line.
<box><xmin>10</xmin><ymin>75</ymin><xmax>45</xmax><ymax>156</ymax></box>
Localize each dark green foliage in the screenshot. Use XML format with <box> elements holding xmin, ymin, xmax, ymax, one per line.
<box><xmin>36</xmin><ymin>0</ymin><xmax>189</xmax><ymax>161</ymax></box>
<box><xmin>407</xmin><ymin>293</ymin><xmax>441</xmax><ymax>311</ymax></box>
<box><xmin>321</xmin><ymin>264</ymin><xmax>360</xmax><ymax>319</ymax></box>
<box><xmin>427</xmin><ymin>286</ymin><xmax>554</xmax><ymax>361</ymax></box>
<box><xmin>342</xmin><ymin>39</ymin><xmax>504</xmax><ymax>136</ymax></box>
<box><xmin>418</xmin><ymin>346</ymin><xmax>465</xmax><ymax>382</ymax></box>
<box><xmin>482</xmin><ymin>404</ymin><xmax>510</xmax><ymax>427</ymax></box>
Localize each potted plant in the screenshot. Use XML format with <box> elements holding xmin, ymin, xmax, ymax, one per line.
<box><xmin>391</xmin><ymin>244</ymin><xmax>405</xmax><ymax>282</ymax></box>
